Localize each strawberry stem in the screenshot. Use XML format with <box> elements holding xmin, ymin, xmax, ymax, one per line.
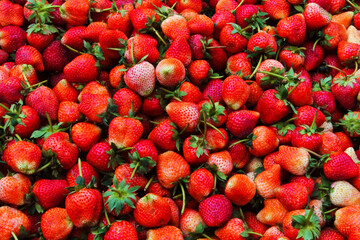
<box><xmin>249</xmin><ymin>54</ymin><xmax>263</xmax><ymax>79</ymax></box>
<box><xmin>15</xmin><ymin>134</ymin><xmax>22</xmax><ymax>141</ymax></box>
<box><xmin>144</xmin><ymin>175</ymin><xmax>155</xmax><ymax>191</ymax></box>
<box><xmin>301</xmin><ymin>147</ymin><xmax>322</xmax><ymax>158</ymax></box>
<box><xmin>327</xmin><ymin>65</ymin><xmax>348</xmax><ymax>81</ymax></box>
<box><xmin>11</xmin><ymin>232</ymin><xmax>18</xmax><ymax>240</ymax></box>
<box><xmin>0</xmin><ymin>103</ymin><xmax>11</xmax><ymax>112</ymax></box>
<box><xmin>103</xmin><ymin>202</ymin><xmax>111</xmax><ymax>225</ymax></box>
<box><xmin>229</xmin><ymin>139</ymin><xmax>248</xmax><ymax>148</ymax></box>
<box><xmin>231</xmin><ymin>0</ymin><xmax>245</xmax><ymax>14</ymax></box>
<box><xmin>178</xmin><ymin>181</ymin><xmax>186</xmax><ymax>214</ymax></box>
<box><xmin>45</xmin><ymin>113</ymin><xmax>53</xmax><ymax>133</ymax></box>
<box><xmin>205</xmin><ymin>122</ymin><xmax>225</xmax><ymax>139</ymax></box>
<box><xmin>346</xmin><ymin>0</ymin><xmax>360</xmax><ymax>11</ymax></box>
<box><xmin>78</xmin><ymin>158</ymin><xmax>83</xmax><ymax>178</ymax></box>
<box><xmin>64</xmin><ymin>44</ymin><xmax>85</xmax><ymax>55</ymax></box>
<box><xmin>130</xmin><ymin>162</ymin><xmax>139</xmax><ymax>179</ymax></box>
<box><xmin>202</xmin><ymin>234</ymin><xmax>213</xmax><ymax>240</ymax></box>
<box><xmin>36</xmin><ymin>160</ymin><xmax>53</xmax><ymax>172</ymax></box>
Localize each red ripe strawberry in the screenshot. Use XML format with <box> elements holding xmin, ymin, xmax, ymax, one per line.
<box><xmin>124</xmin><ymin>34</ymin><xmax>159</xmax><ymax>64</ymax></box>
<box><xmin>324</xmin><ymin>54</ymin><xmax>344</xmax><ymax>77</ymax></box>
<box><xmin>206</xmin><ymin>38</ymin><xmax>228</xmax><ymax>72</ymax></box>
<box><xmin>26</xmin><ymin>31</ymin><xmax>54</xmax><ymax>53</ymax></box>
<box><xmin>9</xmin><ymin>64</ymin><xmax>37</xmax><ymax>86</ymax></box>
<box><xmin>312</xmin><ymin>90</ymin><xmax>336</xmax><ymax>114</ymax></box>
<box><xmin>293</xmin><ymin>106</ymin><xmax>325</xmax><ymax>127</ymax></box>
<box><xmin>53</xmin><ymin>79</ymin><xmax>78</xmax><ymax>102</ymax></box>
<box><xmin>114</xmin><ymin>163</ymin><xmax>147</xmax><ymax>190</ymax></box>
<box><xmin>287</xmin><ymin>69</ymin><xmax>313</xmax><ymax>106</ymax></box>
<box><xmin>148</xmin><ymin>119</ymin><xmax>178</xmax><ymax>151</ymax></box>
<box><xmin>257</xmin><ymin>198</ymin><xmax>288</xmax><ymax>226</ymax></box>
<box><xmin>41</xmin><ymin>208</ymin><xmax>73</xmax><ymax>240</ymax></box>
<box><xmin>124</xmin><ymin>61</ymin><xmax>155</xmax><ymax>97</ymax></box>
<box><xmin>215</xmin><ymin>218</ymin><xmax>246</xmax><ymax>239</ymax></box>
<box><xmin>255</xmin><ymin>89</ymin><xmax>291</xmax><ymax>125</ymax></box>
<box><xmin>165</xmin><ymin>37</ymin><xmax>192</xmax><ymax>67</ymax></box>
<box><xmin>157</xmin><ymin>151</ymin><xmax>190</xmax><ymax>189</ymax></box>
<box><xmin>107</xmin><ymin>7</ymin><xmax>133</xmax><ymax>36</ymax></box>
<box><xmin>0</xmin><ymin>50</ymin><xmax>8</xmax><ymax>65</ymax></box>
<box><xmin>203</xmin><ymin>79</ymin><xmax>223</xmax><ymax>103</ymax></box>
<box><xmin>78</xmin><ymin>81</ymin><xmax>110</xmax><ymax>99</ymax></box>
<box><xmin>104</xmin><ymin>221</ymin><xmax>138</xmax><ymax>240</ymax></box>
<box><xmin>212</xmin><ymin>9</ymin><xmax>235</xmax><ymax>39</ymax></box>
<box><xmin>61</xmin><ymin>26</ymin><xmax>86</xmax><ymax>51</ymax></box>
<box><xmin>279</xmin><ymin>46</ymin><xmax>305</xmax><ymax>71</ymax></box>
<box><xmin>249</xmin><ymin>126</ymin><xmax>279</xmax><ymax>157</ymax></box>
<box><xmin>337</xmin><ymin>41</ymin><xmax>360</xmax><ymax>64</ymax></box>
<box><xmin>180</xmin><ymin>209</ymin><xmax>205</xmax><ymax>237</ymax></box>
<box><xmin>187</xmin><ymin>60</ymin><xmax>211</xmax><ymax>87</ymax></box>
<box><xmin>133</xmin><ymin>193</ymin><xmax>171</xmax><ymax>228</ymax></box>
<box><xmin>166</xmin><ymin>102</ymin><xmax>200</xmax><ymax>133</ymax></box>
<box><xmin>187</xmin><ymin>168</ymin><xmax>214</xmax><ymax>202</ymax></box>
<box><xmin>219</xmin><ymin>23</ymin><xmax>248</xmax><ymax>55</ymax></box>
<box><xmin>228</xmin><ymin>140</ymin><xmax>251</xmax><ymax>169</ymax></box>
<box><xmin>207</xmin><ymin>150</ymin><xmax>233</xmax><ymax>175</ymax></box>
<box><xmin>86</xmin><ymin>142</ymin><xmax>113</xmax><ymax>172</ymax></box>
<box><xmin>188</xmin><ymin>34</ymin><xmax>205</xmax><ymax>60</ymax></box>
<box><xmin>235</xmin><ymin>4</ymin><xmax>261</xmax><ymax>28</ymax></box>
<box><xmin>108</xmin><ymin>116</ymin><xmax>143</xmax><ymax>149</ymax></box>
<box><xmin>277</xmin><ymin>14</ymin><xmax>307</xmax><ymax>46</ymax></box>
<box><xmin>58</xmin><ymin>101</ymin><xmax>81</xmax><ymax>124</ymax></box>
<box><xmin>0</xmin><ymin>0</ymin><xmax>24</xmax><ymax>27</ymax></box>
<box><xmin>255</xmin><ymin>59</ymin><xmax>285</xmax><ymax>88</ymax></box>
<box><xmin>81</xmin><ymin>21</ymin><xmax>108</xmax><ymax>43</ymax></box>
<box><xmin>99</xmin><ymin>29</ymin><xmax>127</xmax><ymax>59</ymax></box>
<box><xmin>0</xmin><ymin>206</ymin><xmax>31</xmax><ymax>240</ymax></box>
<box><xmin>303</xmin><ymin>3</ymin><xmax>332</xmax><ymax>30</ymax></box>
<box><xmin>205</xmin><ymin>128</ymin><xmax>228</xmax><ymax>151</ymax></box>
<box><xmin>199</xmin><ymin>194</ymin><xmax>233</xmax><ymax>227</ymax></box>
<box><xmin>141</xmin><ymin>92</ymin><xmax>164</xmax><ymax>117</ymax></box>
<box><xmin>324</xmin><ymin>151</ymin><xmax>359</xmax><ymax>180</ymax></box>
<box><xmin>129</xmin><ymin>8</ymin><xmax>159</xmax><ymax>31</ymax></box>
<box><xmin>65</xmin><ymin>188</ymin><xmax>103</xmax><ymax>228</ymax></box>
<box><xmin>113</xmin><ymin>88</ymin><xmax>141</xmax><ymax>116</ymax></box>
<box><xmin>79</xmin><ymin>93</ymin><xmax>110</xmax><ymax>123</ymax></box>
<box><xmin>247</xmin><ymin>31</ymin><xmax>278</xmax><ymax>56</ymax></box>
<box><xmin>302</xmin><ymin>42</ymin><xmax>325</xmax><ymax>71</ymax></box>
<box><xmin>71</xmin><ymin>122</ymin><xmax>102</xmax><ymax>152</ymax></box>
<box><xmin>3</xmin><ymin>141</ymin><xmax>41</xmax><ymax>174</ymax></box>
<box><xmin>307</xmin><ymin>0</ymin><xmax>331</xmax><ymax>11</ymax></box>
<box><xmin>26</xmin><ymin>86</ymin><xmax>59</xmax><ymax>120</ymax></box>
<box><xmin>32</xmin><ymin>179</ymin><xmax>69</xmax><ymax>210</ymax></box>
<box><xmin>64</xmin><ymin>54</ymin><xmax>99</xmax><ymax>84</ymax></box>
<box><xmin>215</xmin><ymin>0</ymin><xmax>237</xmax><ymax>12</ymax></box>
<box><xmin>15</xmin><ymin>45</ymin><xmax>44</xmax><ymax>72</ymax></box>
<box><xmin>334</xmin><ymin>205</ymin><xmax>360</xmax><ymax>237</ymax></box>
<box><xmin>147</xmin><ymin>182</ymin><xmax>171</xmax><ymax>197</ymax></box>
<box><xmin>146</xmin><ymin>225</ymin><xmax>184</xmax><ymax>240</ymax></box>
<box><xmin>221</xmin><ymin>75</ymin><xmax>250</xmax><ymax>110</ymax></box>
<box><xmin>263</xmin><ymin>0</ymin><xmax>290</xmax><ymax>20</ymax></box>
<box><xmin>43</xmin><ymin>132</ymin><xmax>79</xmax><ymax>169</ymax></box>
<box><xmin>322</xmin><ymin>22</ymin><xmax>347</xmax><ymax>50</ymax></box>
<box><xmin>0</xmin><ymin>76</ymin><xmax>23</xmax><ymax>105</ymax></box>
<box><xmin>331</xmin><ymin>69</ymin><xmax>360</xmax><ymax>110</ymax></box>
<box><xmin>319</xmin><ymin>132</ymin><xmax>343</xmax><ymax>155</ymax></box>
<box><xmin>66</xmin><ymin>161</ymin><xmax>99</xmax><ymax>187</ymax></box>
<box><xmin>174</xmin><ymin>0</ymin><xmax>202</xmax><ymax>13</ymax></box>
<box><xmin>225</xmin><ymin>174</ymin><xmax>255</xmax><ymax>206</ymax></box>
<box><xmin>0</xmin><ymin>173</ymin><xmax>31</xmax><ymax>206</ymax></box>
<box><xmin>290</xmin><ymin>176</ymin><xmax>315</xmax><ymax>196</ymax></box>
<box><xmin>244</xmin><ymin>211</ymin><xmax>268</xmax><ymax>239</ymax></box>
<box><xmin>178</xmin><ymin>82</ymin><xmax>203</xmax><ymax>103</ymax></box>
<box><xmin>156</xmin><ymin>58</ymin><xmax>185</xmax><ymax>88</ymax></box>
<box><xmin>183</xmin><ymin>136</ymin><xmax>209</xmax><ymax>166</ymax></box>
<box><xmin>275</xmin><ymin>146</ymin><xmax>310</xmax><ymax>176</ymax></box>
<box><xmin>0</xmin><ymin>26</ymin><xmax>26</xmax><ymax>53</ymax></box>
<box><xmin>187</xmin><ymin>14</ymin><xmax>214</xmax><ymax>36</ymax></box>
<box><xmin>60</xmin><ymin>0</ymin><xmax>90</xmax><ymax>26</ymax></box>
<box><xmin>283</xmin><ymin>209</ymin><xmax>321</xmax><ymax>240</ymax></box>
<box><xmin>43</xmin><ymin>40</ymin><xmax>71</xmax><ymax>72</ymax></box>
<box><xmin>274</xmin><ymin>183</ymin><xmax>309</xmax><ymax>211</ymax></box>
<box><xmin>161</xmin><ymin>14</ymin><xmax>190</xmax><ymax>41</ymax></box>
<box><xmin>319</xmin><ymin>227</ymin><xmax>346</xmax><ymax>240</ymax></box>
<box><xmin>226</xmin><ymin>52</ymin><xmax>252</xmax><ymax>78</ymax></box>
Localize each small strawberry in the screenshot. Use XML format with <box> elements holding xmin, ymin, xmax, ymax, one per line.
<box><xmin>166</xmin><ymin>102</ymin><xmax>200</xmax><ymax>132</ymax></box>
<box><xmin>187</xmin><ymin>168</ymin><xmax>214</xmax><ymax>202</ymax></box>
<box><xmin>71</xmin><ymin>122</ymin><xmax>102</xmax><ymax>152</ymax></box>
<box><xmin>207</xmin><ymin>150</ymin><xmax>233</xmax><ymax>175</ymax></box>
<box><xmin>330</xmin><ymin>181</ymin><xmax>360</xmax><ymax>207</ymax></box>
<box><xmin>274</xmin><ymin>183</ymin><xmax>309</xmax><ymax>211</ymax></box>
<box><xmin>57</xmin><ymin>101</ymin><xmax>81</xmax><ymax>124</ymax></box>
<box><xmin>215</xmin><ymin>218</ymin><xmax>246</xmax><ymax>240</ymax></box>
<box><xmin>146</xmin><ymin>225</ymin><xmax>184</xmax><ymax>240</ymax></box>
<box><xmin>334</xmin><ymin>205</ymin><xmax>360</xmax><ymax>237</ymax></box>
<box><xmin>104</xmin><ymin>220</ymin><xmax>138</xmax><ymax>240</ymax></box>
<box><xmin>43</xmin><ymin>40</ymin><xmax>71</xmax><ymax>72</ymax></box>
<box><xmin>257</xmin><ymin>198</ymin><xmax>288</xmax><ymax>225</ymax></box>
<box><xmin>0</xmin><ymin>26</ymin><xmax>27</xmax><ymax>53</ymax></box>
<box><xmin>15</xmin><ymin>45</ymin><xmax>44</xmax><ymax>72</ymax></box>
<box><xmin>66</xmin><ymin>161</ymin><xmax>99</xmax><ymax>187</ymax></box>
<box><xmin>26</xmin><ymin>86</ymin><xmax>59</xmax><ymax>120</ymax></box>
<box><xmin>198</xmin><ymin>194</ymin><xmax>233</xmax><ymax>227</ymax></box>
<box><xmin>161</xmin><ymin>14</ymin><xmax>190</xmax><ymax>41</ymax></box>
<box><xmin>249</xmin><ymin>125</ymin><xmax>279</xmax><ymax>157</ymax></box>
<box><xmin>0</xmin><ymin>206</ymin><xmax>31</xmax><ymax>240</ymax></box>
<box><xmin>64</xmin><ymin>54</ymin><xmax>99</xmax><ymax>84</ymax></box>
<box><xmin>156</xmin><ymin>58</ymin><xmax>185</xmax><ymax>88</ymax></box>
<box><xmin>275</xmin><ymin>145</ymin><xmax>310</xmax><ymax>176</ymax></box>
<box><xmin>303</xmin><ymin>42</ymin><xmax>325</xmax><ymax>71</ymax></box>
<box><xmin>324</xmin><ymin>151</ymin><xmax>359</xmax><ymax>180</ymax></box>
<box><xmin>180</xmin><ymin>209</ymin><xmax>206</xmax><ymax>237</ymax></box>
<box><xmin>165</xmin><ymin>37</ymin><xmax>192</xmax><ymax>67</ymax></box>
<box><xmin>263</xmin><ymin>0</ymin><xmax>290</xmax><ymax>20</ymax></box>
<box><xmin>254</xmin><ymin>164</ymin><xmax>281</xmax><ymax>199</ymax></box>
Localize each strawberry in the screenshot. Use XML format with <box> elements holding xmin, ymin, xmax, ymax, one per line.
<box><xmin>203</xmin><ymin>79</ymin><xmax>223</xmax><ymax>103</ymax></box>
<box><xmin>188</xmin><ymin>14</ymin><xmax>214</xmax><ymax>37</ymax></box>
<box><xmin>283</xmin><ymin>209</ymin><xmax>321</xmax><ymax>240</ymax></box>
<box><xmin>166</xmin><ymin>102</ymin><xmax>200</xmax><ymax>132</ymax></box>
<box><xmin>32</xmin><ymin>179</ymin><xmax>69</xmax><ymax>210</ymax></box>
<box><xmin>0</xmin><ymin>173</ymin><xmax>31</xmax><ymax>206</ymax></box>
<box><xmin>61</xmin><ymin>26</ymin><xmax>86</xmax><ymax>51</ymax></box>
<box><xmin>0</xmin><ymin>26</ymin><xmax>27</xmax><ymax>53</ymax></box>
<box><xmin>113</xmin><ymin>88</ymin><xmax>141</xmax><ymax>117</ymax></box>
<box><xmin>207</xmin><ymin>150</ymin><xmax>233</xmax><ymax>175</ymax></box>
<box><xmin>0</xmin><ymin>77</ymin><xmax>23</xmax><ymax>105</ymax></box>
<box><xmin>64</xmin><ymin>54</ymin><xmax>99</xmax><ymax>84</ymax></box>
<box><xmin>41</xmin><ymin>208</ymin><xmax>74</xmax><ymax>240</ymax></box>
<box><xmin>235</xmin><ymin>4</ymin><xmax>264</xmax><ymax>29</ymax></box>
<box><xmin>0</xmin><ymin>206</ymin><xmax>31</xmax><ymax>240</ymax></box>
<box><xmin>161</xmin><ymin>14</ymin><xmax>190</xmax><ymax>41</ymax></box>
<box><xmin>254</xmin><ymin>164</ymin><xmax>281</xmax><ymax>199</ymax></box>
<box><xmin>275</xmin><ymin>146</ymin><xmax>310</xmax><ymax>176</ymax></box>
<box><xmin>279</xmin><ymin>46</ymin><xmax>305</xmax><ymax>71</ymax></box>
<box><xmin>198</xmin><ymin>194</ymin><xmax>233</xmax><ymax>227</ymax></box>
<box><xmin>178</xmin><ymin>82</ymin><xmax>203</xmax><ymax>103</ymax></box>
<box><xmin>0</xmin><ymin>0</ymin><xmax>24</xmax><ymax>27</ymax></box>
<box><xmin>104</xmin><ymin>220</ymin><xmax>138</xmax><ymax>240</ymax></box>
<box><xmin>71</xmin><ymin>122</ymin><xmax>102</xmax><ymax>152</ymax></box>
<box><xmin>215</xmin><ymin>218</ymin><xmax>246</xmax><ymax>240</ymax></box>
<box><xmin>86</xmin><ymin>142</ymin><xmax>114</xmax><ymax>172</ymax></box>
<box><xmin>65</xmin><ymin>187</ymin><xmax>103</xmax><ymax>228</ymax></box>
<box><xmin>187</xmin><ymin>60</ymin><xmax>211</xmax><ymax>87</ymax></box>
<box><xmin>291</xmin><ymin>125</ymin><xmax>322</xmax><ymax>153</ymax></box>
<box><xmin>319</xmin><ymin>132</ymin><xmax>343</xmax><ymax>155</ymax></box>
<box><xmin>133</xmin><ymin>193</ymin><xmax>171</xmax><ymax>228</ymax></box>
<box><xmin>205</xmin><ymin>38</ymin><xmax>228</xmax><ymax>72</ymax></box>
<box><xmin>66</xmin><ymin>161</ymin><xmax>99</xmax><ymax>187</ymax></box>
<box><xmin>99</xmin><ymin>29</ymin><xmax>127</xmax><ymax>59</ymax></box>
<box><xmin>164</xmin><ymin>197</ymin><xmax>180</xmax><ymax>227</ymax></box>
<box><xmin>274</xmin><ymin>183</ymin><xmax>309</xmax><ymax>211</ymax></box>
<box><xmin>9</xmin><ymin>64</ymin><xmax>38</xmax><ymax>86</ymax></box>
<box><xmin>303</xmin><ymin>42</ymin><xmax>325</xmax><ymax>71</ymax></box>
<box><xmin>57</xmin><ymin>101</ymin><xmax>81</xmax><ymax>124</ymax></box>
<box><xmin>319</xmin><ymin>228</ymin><xmax>346</xmax><ymax>240</ymax></box>
<box><xmin>226</xmin><ymin>52</ymin><xmax>252</xmax><ymax>78</ymax></box>
<box><xmin>249</xmin><ymin>126</ymin><xmax>279</xmax><ymax>157</ymax></box>
<box><xmin>53</xmin><ymin>79</ymin><xmax>78</xmax><ymax>102</ymax></box>
<box><xmin>26</xmin><ymin>86</ymin><xmax>59</xmax><ymax>121</ymax></box>
<box><xmin>43</xmin><ymin>132</ymin><xmax>79</xmax><ymax>170</ymax></box>
<box><xmin>180</xmin><ymin>209</ymin><xmax>205</xmax><ymax>237</ymax></box>
<box><xmin>3</xmin><ymin>141</ymin><xmax>41</xmax><ymax>174</ymax></box>
<box><xmin>129</xmin><ymin>8</ymin><xmax>159</xmax><ymax>32</ymax></box>
<box><xmin>255</xmin><ymin>59</ymin><xmax>285</xmax><ymax>89</ymax></box>
<box><xmin>277</xmin><ymin>14</ymin><xmax>307</xmax><ymax>46</ymax></box>
<box><xmin>324</xmin><ymin>151</ymin><xmax>359</xmax><ymax>180</ymax></box>
<box><xmin>221</xmin><ymin>75</ymin><xmax>250</xmax><ymax>110</ymax></box>
<box><xmin>124</xmin><ymin>61</ymin><xmax>155</xmax><ymax>97</ymax></box>
<box><xmin>205</xmin><ymin>128</ymin><xmax>228</xmax><ymax>151</ymax></box>
<box><xmin>156</xmin><ymin>58</ymin><xmax>186</xmax><ymax>88</ymax></box>
<box><xmin>331</xmin><ymin>69</ymin><xmax>360</xmax><ymax>111</ymax></box>
<box><xmin>108</xmin><ymin>116</ymin><xmax>143</xmax><ymax>149</ymax></box>
<box><xmin>247</xmin><ymin>31</ymin><xmax>278</xmax><ymax>57</ymax></box>
<box><xmin>107</xmin><ymin>7</ymin><xmax>133</xmax><ymax>36</ymax></box>
<box><xmin>303</xmin><ymin>3</ymin><xmax>332</xmax><ymax>30</ymax></box>
<box><xmin>59</xmin><ymin>0</ymin><xmax>90</xmax><ymax>26</ymax></box>
<box><xmin>330</xmin><ymin>181</ymin><xmax>360</xmax><ymax>207</ymax></box>
<box><xmin>124</xmin><ymin>34</ymin><xmax>159</xmax><ymax>64</ymax></box>
<box><xmin>114</xmin><ymin>163</ymin><xmax>148</xmax><ymax>190</ymax></box>
<box><xmin>146</xmin><ymin>225</ymin><xmax>184</xmax><ymax>240</ymax></box>
<box><xmin>187</xmin><ymin>168</ymin><xmax>214</xmax><ymax>202</ymax></box>
<box><xmin>257</xmin><ymin>198</ymin><xmax>288</xmax><ymax>225</ymax></box>
<box><xmin>148</xmin><ymin>119</ymin><xmax>180</xmax><ymax>151</ymax></box>
<box><xmin>334</xmin><ymin>205</ymin><xmax>360</xmax><ymax>237</ymax></box>
<box><xmin>165</xmin><ymin>37</ymin><xmax>192</xmax><ymax>67</ymax></box>
<box><xmin>225</xmin><ymin>174</ymin><xmax>256</xmax><ymax>206</ymax></box>
<box><xmin>322</xmin><ymin>22</ymin><xmax>347</xmax><ymax>51</ymax></box>
<box><xmin>263</xmin><ymin>0</ymin><xmax>290</xmax><ymax>20</ymax></box>
<box><xmin>337</xmin><ymin>41</ymin><xmax>360</xmax><ymax>64</ymax></box>
<box><xmin>15</xmin><ymin>45</ymin><xmax>44</xmax><ymax>72</ymax></box>
<box><xmin>212</xmin><ymin>9</ymin><xmax>236</xmax><ymax>39</ymax></box>
<box><xmin>219</xmin><ymin>23</ymin><xmax>249</xmax><ymax>55</ymax></box>
<box><xmin>228</xmin><ymin>140</ymin><xmax>251</xmax><ymax>168</ymax></box>
<box><xmin>43</xmin><ymin>40</ymin><xmax>71</xmax><ymax>72</ymax></box>
<box><xmin>81</xmin><ymin>21</ymin><xmax>108</xmax><ymax>43</ymax></box>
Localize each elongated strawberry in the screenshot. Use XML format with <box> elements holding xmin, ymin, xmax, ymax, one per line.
<box><xmin>303</xmin><ymin>3</ymin><xmax>332</xmax><ymax>30</ymax></box>
<box><xmin>222</xmin><ymin>75</ymin><xmax>250</xmax><ymax>110</ymax></box>
<box><xmin>0</xmin><ymin>26</ymin><xmax>26</xmax><ymax>53</ymax></box>
<box><xmin>275</xmin><ymin>146</ymin><xmax>310</xmax><ymax>176</ymax></box>
<box><xmin>255</xmin><ymin>164</ymin><xmax>281</xmax><ymax>199</ymax></box>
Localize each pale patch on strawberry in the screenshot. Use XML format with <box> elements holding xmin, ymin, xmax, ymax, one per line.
<box><xmin>124</xmin><ymin>61</ymin><xmax>155</xmax><ymax>97</ymax></box>
<box><xmin>345</xmin><ymin>147</ymin><xmax>360</xmax><ymax>163</ymax></box>
<box><xmin>330</xmin><ymin>181</ymin><xmax>360</xmax><ymax>207</ymax></box>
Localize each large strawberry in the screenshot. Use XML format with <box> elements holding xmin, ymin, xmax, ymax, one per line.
<box><xmin>124</xmin><ymin>61</ymin><xmax>155</xmax><ymax>97</ymax></box>
<box><xmin>41</xmin><ymin>208</ymin><xmax>74</xmax><ymax>240</ymax></box>
<box><xmin>59</xmin><ymin>0</ymin><xmax>90</xmax><ymax>26</ymax></box>
<box><xmin>108</xmin><ymin>116</ymin><xmax>143</xmax><ymax>149</ymax></box>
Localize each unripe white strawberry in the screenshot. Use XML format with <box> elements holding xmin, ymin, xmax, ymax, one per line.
<box><xmin>330</xmin><ymin>181</ymin><xmax>360</xmax><ymax>207</ymax></box>
<box><xmin>124</xmin><ymin>61</ymin><xmax>155</xmax><ymax>97</ymax></box>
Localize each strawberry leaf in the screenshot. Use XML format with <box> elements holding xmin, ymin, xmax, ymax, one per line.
<box><xmin>292</xmin><ymin>208</ymin><xmax>321</xmax><ymax>240</ymax></box>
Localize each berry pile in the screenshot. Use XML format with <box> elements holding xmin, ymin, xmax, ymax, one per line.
<box><xmin>1</xmin><ymin>0</ymin><xmax>360</xmax><ymax>239</ymax></box>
